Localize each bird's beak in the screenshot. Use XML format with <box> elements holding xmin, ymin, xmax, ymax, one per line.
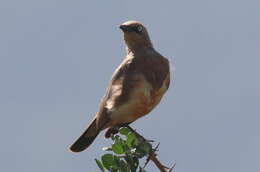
<box><xmin>119</xmin><ymin>25</ymin><xmax>130</xmax><ymax>32</ymax></box>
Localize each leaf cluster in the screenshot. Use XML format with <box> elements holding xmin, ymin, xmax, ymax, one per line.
<box><xmin>95</xmin><ymin>127</ymin><xmax>153</xmax><ymax>172</ymax></box>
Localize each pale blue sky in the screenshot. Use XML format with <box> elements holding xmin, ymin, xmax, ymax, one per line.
<box><xmin>0</xmin><ymin>0</ymin><xmax>259</xmax><ymax>172</ymax></box>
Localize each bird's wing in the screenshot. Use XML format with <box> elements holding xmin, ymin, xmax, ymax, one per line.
<box><xmin>95</xmin><ymin>56</ymin><xmax>135</xmax><ymax>129</ymax></box>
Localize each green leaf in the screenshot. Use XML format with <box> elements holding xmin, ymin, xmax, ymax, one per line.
<box><xmin>119</xmin><ymin>127</ymin><xmax>131</xmax><ymax>135</ymax></box>
<box><xmin>109</xmin><ymin>166</ymin><xmax>117</xmax><ymax>172</ymax></box>
<box><xmin>112</xmin><ymin>143</ymin><xmax>124</xmax><ymax>154</ymax></box>
<box><xmin>110</xmin><ymin>156</ymin><xmax>120</xmax><ymax>171</ymax></box>
<box><xmin>141</xmin><ymin>142</ymin><xmax>152</xmax><ymax>154</ymax></box>
<box><xmin>118</xmin><ymin>160</ymin><xmax>128</xmax><ymax>172</ymax></box>
<box><xmin>134</xmin><ymin>141</ymin><xmax>152</xmax><ymax>158</ymax></box>
<box><xmin>101</xmin><ymin>154</ymin><xmax>116</xmax><ymax>170</ymax></box>
<box><xmin>95</xmin><ymin>159</ymin><xmax>105</xmax><ymax>172</ymax></box>
<box><xmin>134</xmin><ymin>148</ymin><xmax>146</xmax><ymax>158</ymax></box>
<box><xmin>126</xmin><ymin>132</ymin><xmax>137</xmax><ymax>148</ymax></box>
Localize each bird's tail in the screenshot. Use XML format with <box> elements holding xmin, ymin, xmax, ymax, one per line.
<box><xmin>69</xmin><ymin>118</ymin><xmax>100</xmax><ymax>152</ymax></box>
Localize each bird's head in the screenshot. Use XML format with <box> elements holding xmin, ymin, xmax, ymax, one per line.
<box><xmin>119</xmin><ymin>21</ymin><xmax>153</xmax><ymax>52</ymax></box>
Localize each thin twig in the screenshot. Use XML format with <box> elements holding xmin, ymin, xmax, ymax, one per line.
<box><xmin>149</xmin><ymin>154</ymin><xmax>169</xmax><ymax>172</ymax></box>
<box><xmin>169</xmin><ymin>162</ymin><xmax>176</xmax><ymax>172</ymax></box>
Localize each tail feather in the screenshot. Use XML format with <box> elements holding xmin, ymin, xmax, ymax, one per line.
<box><xmin>69</xmin><ymin>118</ymin><xmax>100</xmax><ymax>152</ymax></box>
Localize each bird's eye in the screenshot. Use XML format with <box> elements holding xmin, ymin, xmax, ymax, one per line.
<box><xmin>136</xmin><ymin>25</ymin><xmax>143</xmax><ymax>33</ymax></box>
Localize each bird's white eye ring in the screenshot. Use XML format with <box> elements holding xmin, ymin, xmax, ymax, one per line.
<box><xmin>137</xmin><ymin>25</ymin><xmax>143</xmax><ymax>32</ymax></box>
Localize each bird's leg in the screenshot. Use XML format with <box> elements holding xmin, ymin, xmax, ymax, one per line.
<box><xmin>104</xmin><ymin>127</ymin><xmax>119</xmax><ymax>138</ymax></box>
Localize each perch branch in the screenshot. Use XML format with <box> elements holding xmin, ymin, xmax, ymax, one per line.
<box><xmin>126</xmin><ymin>126</ymin><xmax>174</xmax><ymax>172</ymax></box>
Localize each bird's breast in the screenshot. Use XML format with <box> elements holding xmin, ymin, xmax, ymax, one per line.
<box><xmin>108</xmin><ymin>73</ymin><xmax>169</xmax><ymax>126</ymax></box>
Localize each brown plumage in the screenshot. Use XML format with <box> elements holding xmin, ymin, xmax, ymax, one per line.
<box><xmin>69</xmin><ymin>21</ymin><xmax>170</xmax><ymax>153</ymax></box>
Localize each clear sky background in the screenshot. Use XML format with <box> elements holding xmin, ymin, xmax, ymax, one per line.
<box><xmin>0</xmin><ymin>0</ymin><xmax>259</xmax><ymax>172</ymax></box>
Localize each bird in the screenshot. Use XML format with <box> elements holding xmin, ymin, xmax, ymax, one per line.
<box><xmin>69</xmin><ymin>20</ymin><xmax>170</xmax><ymax>153</ymax></box>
